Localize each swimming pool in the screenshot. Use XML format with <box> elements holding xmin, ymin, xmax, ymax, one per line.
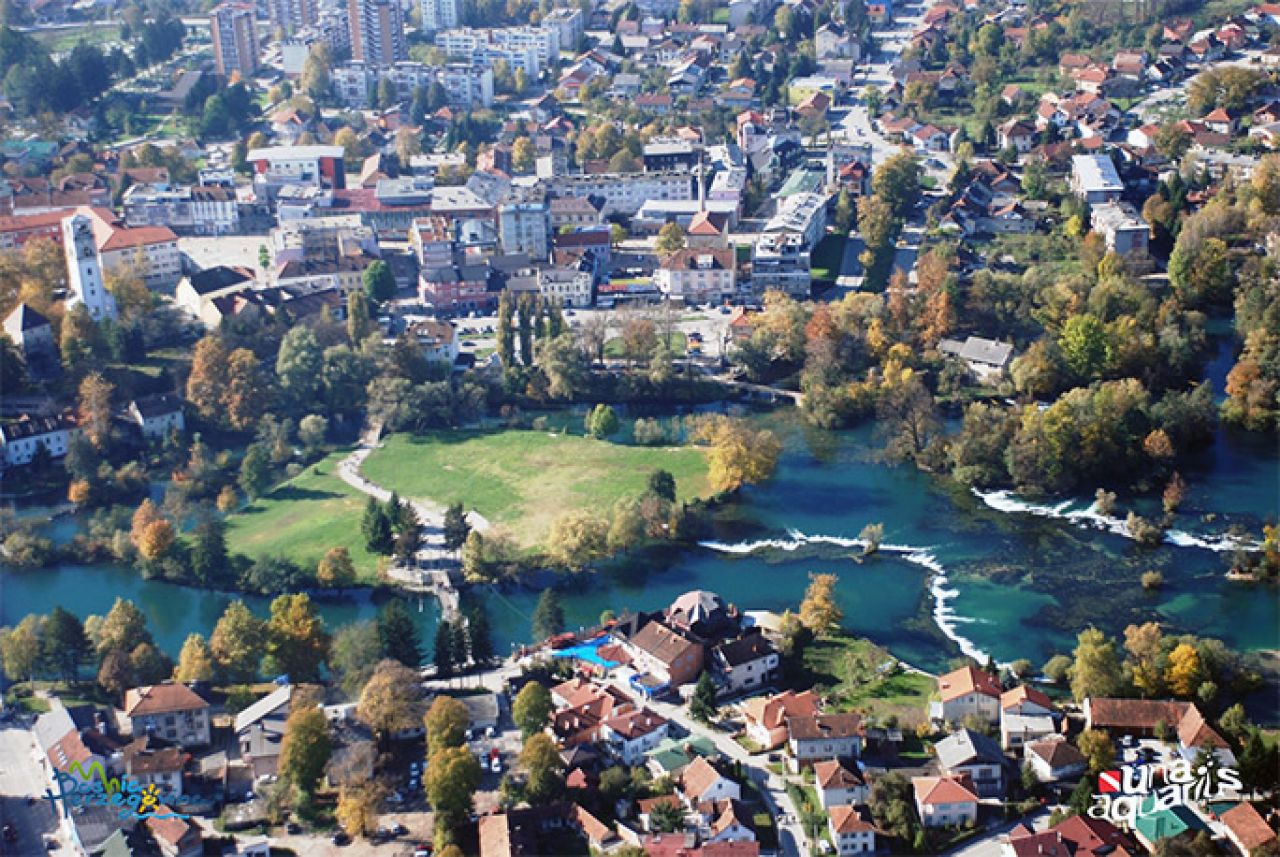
<box><xmin>552</xmin><ymin>635</ymin><xmax>620</xmax><ymax>668</ymax></box>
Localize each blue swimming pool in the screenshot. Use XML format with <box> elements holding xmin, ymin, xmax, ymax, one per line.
<box><xmin>552</xmin><ymin>635</ymin><xmax>620</xmax><ymax>668</ymax></box>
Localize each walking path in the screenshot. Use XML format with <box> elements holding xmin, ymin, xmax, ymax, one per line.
<box><xmin>334</xmin><ymin>434</ymin><xmax>490</xmax><ymax>620</ymax></box>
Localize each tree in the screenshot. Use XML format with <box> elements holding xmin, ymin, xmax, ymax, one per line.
<box><xmin>1077</xmin><ymin>728</ymin><xmax>1115</xmax><ymax>774</ymax></box>
<box><xmin>695</xmin><ymin>416</ymin><xmax>782</xmax><ymax>493</ymax></box>
<box><xmin>42</xmin><ymin>607</ymin><xmax>89</xmax><ymax>682</ymax></box>
<box><xmin>98</xmin><ymin>648</ymin><xmax>133</xmax><ymax>696</ymax></box>
<box><xmin>363</xmin><ymin>260</ymin><xmax>396</xmax><ymax>303</ymax></box>
<box><xmin>1058</xmin><ymin>314</ymin><xmax>1111</xmax><ymax>381</ymax></box>
<box><xmin>237</xmin><ymin>444</ymin><xmax>272</xmax><ymax>501</ymax></box>
<box><xmin>336</xmin><ymin>783</ymin><xmax>384</xmax><ymax>838</ymax></box>
<box><xmin>517</xmin><ymin>294</ymin><xmax>535</xmax><ymax>366</ymax></box>
<box><xmin>871</xmin><ymin>151</ymin><xmax>922</xmax><ymax>219</ymax></box>
<box><xmin>426</xmin><ymin>745</ymin><xmax>482</xmax><ymax>828</ymax></box>
<box><xmin>655</xmin><ymin>222</ymin><xmax>687</xmax><ymax>255</ymax></box>
<box><xmin>434</xmin><ymin>620</ymin><xmax>455</xmax><ymax>677</ymax></box>
<box><xmin>648</xmin><ymin>469</ymin><xmax>676</xmax><ymax>502</ymax></box>
<box><xmin>512</xmin><ymin>137</ymin><xmax>535</xmax><ymax>173</ymax></box>
<box><xmin>77</xmin><ymin>372</ymin><xmax>114</xmax><ymax>450</ymax></box>
<box><xmin>690</xmin><ymin>671</ymin><xmax>718</xmax><ymax>722</ymax></box>
<box><xmin>513</xmin><ymin>681</ymin><xmax>553</xmax><ymax>737</ymax></box>
<box><xmin>60</xmin><ymin>304</ymin><xmax>102</xmax><ymax>372</ymax></box>
<box><xmin>317</xmin><ymin>546</ymin><xmax>357</xmax><ymax>588</ymax></box>
<box><xmin>280</xmin><ymin>704</ymin><xmax>332</xmax><ymax>794</ymax></box>
<box><xmin>298</xmin><ymin>414</ymin><xmax>328</xmax><ymax>452</ymax></box>
<box><xmin>519</xmin><ymin>733</ymin><xmax>565</xmax><ymax>805</ymax></box>
<box><xmin>1166</xmin><ymin>643</ymin><xmax>1204</xmax><ymax>697</ymax></box>
<box><xmin>799</xmin><ymin>572</ymin><xmax>843</xmax><ymax>635</ymax></box>
<box><xmin>833</xmin><ymin>188</ymin><xmax>855</xmax><ymax>233</ymax></box>
<box><xmin>330</xmin><ymin>621</ymin><xmax>381</xmax><ymax>699</ymax></box>
<box><xmin>1124</xmin><ymin>622</ymin><xmax>1165</xmax><ymax>698</ymax></box>
<box><xmin>425</xmin><ymin>695</ymin><xmax>471</xmax><ymax>753</ymax></box>
<box><xmin>532</xmin><ymin>589</ymin><xmax>565</xmax><ymax>641</ymax></box>
<box><xmin>443</xmin><ymin>503</ymin><xmax>470</xmax><ymax>553</ymax></box>
<box><xmin>545</xmin><ymin>510</ymin><xmax>609</xmax><ymax>571</ymax></box>
<box><xmin>466</xmin><ymin>603</ymin><xmax>493</xmax><ymax>667</ymax></box>
<box><xmin>225</xmin><ymin>348</ymin><xmax>270</xmax><ymax>430</ymax></box>
<box><xmin>276</xmin><ymin>326</ymin><xmax>324</xmax><ymax>411</ymax></box>
<box><xmin>1071</xmin><ymin>627</ymin><xmax>1123</xmax><ymax>701</ymax></box>
<box><xmin>377</xmin><ymin>599</ymin><xmax>422</xmax><ymax>667</ymax></box>
<box><xmin>300</xmin><ymin>42</ymin><xmax>332</xmax><ymax>100</ymax></box>
<box><xmin>96</xmin><ymin>598</ymin><xmax>153</xmax><ymax>658</ymax></box>
<box><xmin>496</xmin><ymin>291</ymin><xmax>515</xmax><ymax>370</ymax></box>
<box><xmin>187</xmin><ymin>336</ymin><xmax>230</xmax><ymax>420</ymax></box>
<box><xmin>586</xmin><ymin>403</ymin><xmax>619</xmax><ymax>438</ymax></box>
<box><xmin>650</xmin><ymin>799</ymin><xmax>685</xmax><ymax>833</ymax></box>
<box><xmin>0</xmin><ymin>616</ymin><xmax>41</xmax><ymax>685</ymax></box>
<box><xmin>396</xmin><ymin>126</ymin><xmax>422</xmax><ymax>164</ymax></box>
<box><xmin>1043</xmin><ymin>654</ymin><xmax>1072</xmax><ymax>685</ymax></box>
<box><xmin>357</xmin><ymin>659</ymin><xmax>426</xmax><ymax>743</ymax></box>
<box><xmin>347</xmin><ymin>291</ymin><xmax>371</xmax><ymax>344</ymax></box>
<box><xmin>266</xmin><ymin>594</ymin><xmax>329</xmax><ymax>682</ymax></box>
<box><xmin>210</xmin><ymin>601</ymin><xmax>266</xmax><ymax>682</ymax></box>
<box><xmin>174</xmin><ymin>633</ymin><xmax>215</xmax><ymax>682</ymax></box>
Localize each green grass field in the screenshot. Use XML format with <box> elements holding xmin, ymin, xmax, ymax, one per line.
<box><xmin>810</xmin><ymin>233</ymin><xmax>848</xmax><ymax>282</ymax></box>
<box><xmin>30</xmin><ymin>23</ymin><xmax>121</xmax><ymax>53</ymax></box>
<box><xmin>361</xmin><ymin>430</ymin><xmax>710</xmax><ymax>547</ymax></box>
<box><xmin>225</xmin><ymin>451</ymin><xmax>383</xmax><ymax>581</ymax></box>
<box><xmin>802</xmin><ymin>633</ymin><xmax>935</xmax><ymax>725</ymax></box>
<box><xmin>603</xmin><ymin>331</ymin><xmax>688</xmax><ymax>358</ymax></box>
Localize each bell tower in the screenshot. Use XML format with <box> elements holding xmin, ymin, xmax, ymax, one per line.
<box><xmin>62</xmin><ymin>214</ymin><xmax>117</xmax><ymax>322</ymax></box>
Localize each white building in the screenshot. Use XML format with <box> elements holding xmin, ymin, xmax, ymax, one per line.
<box><xmin>1091</xmin><ymin>201</ymin><xmax>1149</xmax><ymax>256</ymax></box>
<box><xmin>751</xmin><ymin>232</ymin><xmax>810</xmax><ymax>298</ymax></box>
<box><xmin>0</xmin><ymin>412</ymin><xmax>81</xmax><ymax>468</ymax></box>
<box><xmin>828</xmin><ymin>806</ymin><xmax>876</xmax><ymax>855</ymax></box>
<box><xmin>913</xmin><ymin>776</ymin><xmax>979</xmax><ymax>829</ymax></box>
<box><xmin>655</xmin><ymin>248</ymin><xmax>736</xmax><ymax>304</ymax></box>
<box><xmin>554</xmin><ymin>171</ymin><xmax>694</xmax><ymax>217</ymax></box>
<box><xmin>600</xmin><ymin>708</ymin><xmax>670</xmax><ymax>765</ymax></box>
<box><xmin>542</xmin><ymin>8</ymin><xmax>583</xmax><ymax>46</ymax></box>
<box><xmin>930</xmin><ymin>665</ymin><xmax>1003</xmax><ymax>725</ymax></box>
<box><xmin>63</xmin><ymin>214</ymin><xmax>116</xmax><ymax>321</ymax></box>
<box><xmin>763</xmin><ymin>191</ymin><xmax>828</xmax><ymax>250</ymax></box>
<box><xmin>211</xmin><ymin>2</ymin><xmax>260</xmax><ymax>79</ymax></box>
<box><xmin>1070</xmin><ymin>154</ymin><xmax>1124</xmax><ymax>204</ymax></box>
<box><xmin>247</xmin><ymin>145</ymin><xmax>346</xmax><ymax>190</ymax></box>
<box><xmin>498</xmin><ymin>201</ymin><xmax>550</xmax><ymax>259</ymax></box>
<box><xmin>814</xmin><ymin>759</ymin><xmax>869</xmax><ymax>809</ymax></box>
<box><xmin>332</xmin><ymin>60</ymin><xmax>493</xmax><ymax>109</ymax></box>
<box><xmin>127</xmin><ymin>396</ymin><xmax>186</xmax><ymax>440</ymax></box>
<box><xmin>122</xmin><ymin>184</ymin><xmax>240</xmax><ymax>235</ymax></box>
<box><xmin>435</xmin><ymin>26</ymin><xmax>557</xmax><ymax>75</ymax></box>
<box><xmin>420</xmin><ymin>0</ymin><xmax>460</xmax><ymax>32</ymax></box>
<box><xmin>538</xmin><ymin>267</ymin><xmax>593</xmax><ymax>308</ymax></box>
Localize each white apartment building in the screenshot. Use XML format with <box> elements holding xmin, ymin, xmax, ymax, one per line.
<box><xmin>331</xmin><ymin>61</ymin><xmax>493</xmax><ymax>108</ymax></box>
<box><xmin>542</xmin><ymin>7</ymin><xmax>583</xmax><ymax>46</ymax></box>
<box><xmin>435</xmin><ymin>25</ymin><xmax>558</xmax><ymax>74</ymax></box>
<box><xmin>420</xmin><ymin>0</ymin><xmax>460</xmax><ymax>31</ymax></box>
<box><xmin>751</xmin><ymin>232</ymin><xmax>810</xmax><ymax>298</ymax></box>
<box><xmin>538</xmin><ymin>267</ymin><xmax>593</xmax><ymax>308</ymax></box>
<box><xmin>122</xmin><ymin>184</ymin><xmax>240</xmax><ymax>235</ymax></box>
<box><xmin>498</xmin><ymin>201</ymin><xmax>549</xmax><ymax>259</ymax></box>
<box><xmin>763</xmin><ymin>191</ymin><xmax>828</xmax><ymax>250</ymax></box>
<box><xmin>552</xmin><ymin>171</ymin><xmax>693</xmax><ymax>216</ymax></box>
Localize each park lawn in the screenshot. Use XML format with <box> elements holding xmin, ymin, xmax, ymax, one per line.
<box><xmin>603</xmin><ymin>330</ymin><xmax>687</xmax><ymax>358</ymax></box>
<box><xmin>31</xmin><ymin>23</ymin><xmax>121</xmax><ymax>52</ymax></box>
<box><xmin>801</xmin><ymin>633</ymin><xmax>935</xmax><ymax>725</ymax></box>
<box><xmin>224</xmin><ymin>451</ymin><xmax>383</xmax><ymax>582</ymax></box>
<box><xmin>810</xmin><ymin>233</ymin><xmax>847</xmax><ymax>281</ymax></box>
<box><xmin>360</xmin><ymin>430</ymin><xmax>710</xmax><ymax>548</ymax></box>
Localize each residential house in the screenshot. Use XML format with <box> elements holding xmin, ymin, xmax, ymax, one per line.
<box><xmin>600</xmin><ymin>708</ymin><xmax>670</xmax><ymax>765</ymax></box>
<box><xmin>2</xmin><ymin>303</ymin><xmax>55</xmax><ymax>361</ymax></box>
<box><xmin>816</xmin><ymin>22</ymin><xmax>856</xmax><ymax>58</ymax></box>
<box><xmin>814</xmin><ymin>758</ymin><xmax>869</xmax><ymax>809</ymax></box>
<box><xmin>686</xmin><ymin>210</ymin><xmax>730</xmax><ymax>249</ymax></box>
<box><xmin>123</xmin><ymin>684</ymin><xmax>212</xmax><ymax>747</ymax></box>
<box><xmin>705</xmin><ymin>800</ymin><xmax>757</xmax><ymax>843</ymax></box>
<box><xmin>0</xmin><ymin>411</ymin><xmax>81</xmax><ymax>468</ymax></box>
<box><xmin>911</xmin><ymin>123</ymin><xmax>952</xmax><ymax>151</ymax></box>
<box><xmin>1132</xmin><ymin>799</ymin><xmax>1206</xmax><ymax>851</ymax></box>
<box><xmin>935</xmin><ymin>729</ymin><xmax>1006</xmax><ymax>797</ymax></box>
<box><xmin>407</xmin><ymin>319</ymin><xmax>461</xmax><ymax>364</ymax></box>
<box><xmin>617</xmin><ymin>621</ymin><xmax>705</xmax><ymax>692</ymax></box>
<box><xmin>33</xmin><ymin>699</ymin><xmax>117</xmax><ymax>782</ymax></box>
<box><xmin>828</xmin><ymin>805</ymin><xmax>877</xmax><ymax>855</ymax></box>
<box><xmin>1001</xmin><ymin>712</ymin><xmax>1056</xmax><ymax>751</ymax></box>
<box><xmin>1091</xmin><ymin>201</ymin><xmax>1149</xmax><ymax>256</ymax></box>
<box><xmin>655</xmin><ymin>248</ymin><xmax>737</xmax><ymax>304</ymax></box>
<box><xmin>235</xmin><ymin>685</ymin><xmax>293</xmax><ymax>779</ymax></box>
<box><xmin>1220</xmin><ymin>802</ymin><xmax>1278</xmax><ymax>856</ymax></box>
<box><xmin>742</xmin><ymin>690</ymin><xmax>820</xmax><ymax>750</ymax></box>
<box><xmin>1084</xmin><ymin>698</ymin><xmax>1236</xmax><ymax>765</ymax></box>
<box><xmin>1203</xmin><ymin>107</ymin><xmax>1239</xmax><ymax>136</ymax></box>
<box><xmin>787</xmin><ymin>713</ymin><xmax>865</xmax><ymax>767</ymax></box>
<box><xmin>938</xmin><ymin>336</ymin><xmax>1015</xmax><ymax>383</ymax></box>
<box><xmin>931</xmin><ymin>665</ymin><xmax>1003</xmax><ymax>724</ymax></box>
<box><xmin>145</xmin><ymin>812</ymin><xmax>202</xmax><ymax>857</ymax></box>
<box><xmin>997</xmin><ymin>119</ymin><xmax>1037</xmax><ymax>154</ymax></box>
<box><xmin>1049</xmin><ymin>815</ymin><xmax>1141</xmax><ymax>856</ymax></box>
<box><xmin>419</xmin><ymin>264</ymin><xmax>496</xmax><ymax>313</ymax></box>
<box><xmin>126</xmin><ymin>395</ymin><xmax>186</xmax><ymax>441</ymax></box>
<box><xmin>573</xmin><ymin>804</ymin><xmax>620</xmax><ymax>851</ymax></box>
<box><xmin>121</xmin><ymin>738</ymin><xmax>186</xmax><ymax>797</ymax></box>
<box><xmin>680</xmin><ymin>756</ymin><xmax>742</xmax><ymax>807</ymax></box>
<box><xmin>912</xmin><ymin>775</ymin><xmax>979</xmax><ymax>829</ymax></box>
<box><xmin>751</xmin><ymin>232</ymin><xmax>811</xmax><ymax>298</ymax></box>
<box><xmin>538</xmin><ymin>265</ymin><xmax>594</xmax><ymax>308</ymax></box>
<box><xmin>1000</xmin><ymin>685</ymin><xmax>1054</xmax><ymax>717</ymax></box>
<box><xmin>711</xmin><ymin>633</ymin><xmax>779</xmax><ymax>696</ymax></box>
<box><xmin>1023</xmin><ymin>737</ymin><xmax>1086</xmax><ymax>783</ymax></box>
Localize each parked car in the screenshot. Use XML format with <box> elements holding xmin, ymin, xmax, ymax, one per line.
<box><xmin>332</xmin><ymin>831</ymin><xmax>351</xmax><ymax>846</ymax></box>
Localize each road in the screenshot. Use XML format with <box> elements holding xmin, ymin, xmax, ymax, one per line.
<box><xmin>0</xmin><ymin>721</ymin><xmax>65</xmax><ymax>856</ymax></box>
<box><xmin>602</xmin><ymin>671</ymin><xmax>808</xmax><ymax>857</ymax></box>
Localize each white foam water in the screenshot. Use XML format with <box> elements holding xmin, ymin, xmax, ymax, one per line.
<box><xmin>972</xmin><ymin>489</ymin><xmax>1259</xmax><ymax>553</ymax></box>
<box><xmin>698</xmin><ymin>530</ymin><xmax>997</xmax><ymax>666</ymax></box>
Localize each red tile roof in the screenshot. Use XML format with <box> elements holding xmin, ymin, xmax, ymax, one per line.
<box><xmin>1220</xmin><ymin>803</ymin><xmax>1278</xmax><ymax>852</ymax></box>
<box><xmin>124</xmin><ymin>683</ymin><xmax>209</xmax><ymax>717</ymax></box>
<box><xmin>913</xmin><ymin>775</ymin><xmax>978</xmax><ymax>806</ymax></box>
<box><xmin>937</xmin><ymin>665</ymin><xmax>1002</xmax><ymax>702</ymax></box>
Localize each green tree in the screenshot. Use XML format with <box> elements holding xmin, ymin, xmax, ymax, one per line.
<box><xmin>443</xmin><ymin>503</ymin><xmax>471</xmax><ymax>553</ymax></box>
<box><xmin>279</xmin><ymin>704</ymin><xmax>332</xmax><ymax>794</ymax></box>
<box><xmin>362</xmin><ymin>497</ymin><xmax>394</xmax><ymax>554</ymax></box>
<box><xmin>377</xmin><ymin>599</ymin><xmax>422</xmax><ymax>667</ymax></box>
<box><xmin>425</xmin><ymin>695</ymin><xmax>471</xmax><ymax>752</ymax></box>
<box><xmin>532</xmin><ymin>589</ymin><xmax>564</xmax><ymax>641</ymax></box>
<box><xmin>210</xmin><ymin>601</ymin><xmax>267</xmax><ymax>682</ymax></box>
<box><xmin>833</xmin><ymin>188</ymin><xmax>855</xmax><ymax>233</ymax></box>
<box><xmin>648</xmin><ymin>469</ymin><xmax>676</xmax><ymax>501</ymax></box>
<box><xmin>517</xmin><ymin>294</ymin><xmax>535</xmax><ymax>366</ymax></box>
<box><xmin>1076</xmin><ymin>728</ymin><xmax>1116</xmax><ymax>774</ymax></box>
<box><xmin>586</xmin><ymin>403</ymin><xmax>620</xmax><ymax>438</ymax></box>
<box><xmin>238</xmin><ymin>445</ymin><xmax>273</xmax><ymax>500</ymax></box>
<box><xmin>426</xmin><ymin>745</ymin><xmax>482</xmax><ymax>829</ymax></box>
<box><xmin>276</xmin><ymin>326</ymin><xmax>324</xmax><ymax>410</ymax></box>
<box><xmin>0</xmin><ymin>616</ymin><xmax>41</xmax><ymax>684</ymax></box>
<box><xmin>1071</xmin><ymin>627</ymin><xmax>1123</xmax><ymax>701</ymax></box>
<box><xmin>266</xmin><ymin>594</ymin><xmax>329</xmax><ymax>683</ymax></box>
<box><xmin>871</xmin><ymin>151</ymin><xmax>922</xmax><ymax>219</ymax></box>
<box><xmin>362</xmin><ymin>259</ymin><xmax>396</xmax><ymax>303</ymax></box>
<box><xmin>190</xmin><ymin>518</ymin><xmax>230</xmax><ymax>587</ymax></box>
<box><xmin>655</xmin><ymin>222</ymin><xmax>686</xmax><ymax>255</ymax></box>
<box><xmin>512</xmin><ymin>681</ymin><xmax>553</xmax><ymax>737</ymax></box>
<box><xmin>95</xmin><ymin>597</ymin><xmax>153</xmax><ymax>659</ymax></box>
<box><xmin>466</xmin><ymin>603</ymin><xmax>493</xmax><ymax>667</ymax></box>
<box><xmin>519</xmin><ymin>733</ymin><xmax>565</xmax><ymax>804</ymax></box>
<box><xmin>347</xmin><ymin>291</ymin><xmax>371</xmax><ymax>344</ymax></box>
<box><xmin>330</xmin><ymin>621</ymin><xmax>380</xmax><ymax>698</ymax></box>
<box><xmin>434</xmin><ymin>620</ymin><xmax>455</xmax><ymax>677</ymax></box>
<box><xmin>650</xmin><ymin>799</ymin><xmax>684</xmax><ymax>833</ymax></box>
<box><xmin>42</xmin><ymin>607</ymin><xmax>90</xmax><ymax>682</ymax></box>
<box><xmin>496</xmin><ymin>290</ymin><xmax>515</xmax><ymax>370</ymax></box>
<box><xmin>690</xmin><ymin>671</ymin><xmax>718</xmax><ymax>722</ymax></box>
<box><xmin>1058</xmin><ymin>314</ymin><xmax>1112</xmax><ymax>381</ymax></box>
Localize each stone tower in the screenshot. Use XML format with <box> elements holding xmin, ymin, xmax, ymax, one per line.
<box><xmin>62</xmin><ymin>214</ymin><xmax>117</xmax><ymax>322</ymax></box>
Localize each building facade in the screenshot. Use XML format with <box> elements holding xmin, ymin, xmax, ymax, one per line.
<box><xmin>211</xmin><ymin>2</ymin><xmax>260</xmax><ymax>79</ymax></box>
<box><xmin>348</xmin><ymin>0</ymin><xmax>408</xmax><ymax>66</ymax></box>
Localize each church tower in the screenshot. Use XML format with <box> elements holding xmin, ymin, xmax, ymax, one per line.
<box><xmin>62</xmin><ymin>214</ymin><xmax>117</xmax><ymax>322</ymax></box>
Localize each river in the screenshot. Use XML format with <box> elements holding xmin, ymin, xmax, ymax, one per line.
<box><xmin>2</xmin><ymin>400</ymin><xmax>1276</xmax><ymax>676</ymax></box>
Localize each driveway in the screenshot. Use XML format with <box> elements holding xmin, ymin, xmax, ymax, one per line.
<box><xmin>0</xmin><ymin>721</ymin><xmax>65</xmax><ymax>855</ymax></box>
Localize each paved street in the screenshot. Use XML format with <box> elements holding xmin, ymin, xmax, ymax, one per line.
<box><xmin>0</xmin><ymin>721</ymin><xmax>64</xmax><ymax>856</ymax></box>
